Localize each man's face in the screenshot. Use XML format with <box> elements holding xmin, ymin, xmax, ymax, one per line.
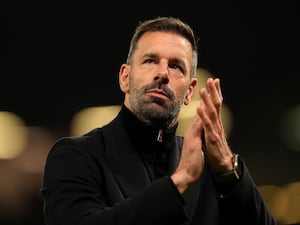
<box><xmin>119</xmin><ymin>31</ymin><xmax>197</xmax><ymax>128</ymax></box>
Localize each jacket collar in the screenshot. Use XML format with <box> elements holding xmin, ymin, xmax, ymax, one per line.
<box><xmin>120</xmin><ymin>105</ymin><xmax>178</xmax><ymax>152</ymax></box>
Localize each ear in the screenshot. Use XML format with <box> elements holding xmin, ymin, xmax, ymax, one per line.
<box><xmin>184</xmin><ymin>78</ymin><xmax>197</xmax><ymax>105</ymax></box>
<box><xmin>119</xmin><ymin>64</ymin><xmax>130</xmax><ymax>93</ymax></box>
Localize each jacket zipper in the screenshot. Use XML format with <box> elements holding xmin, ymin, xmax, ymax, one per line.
<box><xmin>157</xmin><ymin>129</ymin><xmax>163</xmax><ymax>142</ymax></box>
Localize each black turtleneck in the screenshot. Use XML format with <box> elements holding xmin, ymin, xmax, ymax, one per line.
<box><xmin>119</xmin><ymin>105</ymin><xmax>179</xmax><ymax>180</ymax></box>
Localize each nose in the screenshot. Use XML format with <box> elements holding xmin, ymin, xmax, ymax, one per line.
<box><xmin>154</xmin><ymin>61</ymin><xmax>169</xmax><ymax>84</ymax></box>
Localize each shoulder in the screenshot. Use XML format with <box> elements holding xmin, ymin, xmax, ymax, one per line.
<box><xmin>48</xmin><ymin>128</ymin><xmax>105</xmax><ymax>159</ymax></box>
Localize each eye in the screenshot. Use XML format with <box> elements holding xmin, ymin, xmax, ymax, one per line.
<box><xmin>169</xmin><ymin>63</ymin><xmax>184</xmax><ymax>73</ymax></box>
<box><xmin>143</xmin><ymin>59</ymin><xmax>155</xmax><ymax>64</ymax></box>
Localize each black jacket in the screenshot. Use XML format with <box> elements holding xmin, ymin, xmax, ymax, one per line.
<box><xmin>41</xmin><ymin>105</ymin><xmax>276</xmax><ymax>225</ymax></box>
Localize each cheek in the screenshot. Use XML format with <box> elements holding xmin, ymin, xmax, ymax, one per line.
<box><xmin>129</xmin><ymin>72</ymin><xmax>151</xmax><ymax>89</ymax></box>
<box><xmin>128</xmin><ymin>75</ymin><xmax>143</xmax><ymax>92</ymax></box>
<box><xmin>172</xmin><ymin>80</ymin><xmax>190</xmax><ymax>98</ymax></box>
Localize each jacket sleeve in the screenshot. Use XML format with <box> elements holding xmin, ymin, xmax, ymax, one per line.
<box><xmin>41</xmin><ymin>137</ymin><xmax>188</xmax><ymax>225</ymax></box>
<box><xmin>217</xmin><ymin>157</ymin><xmax>277</xmax><ymax>225</ymax></box>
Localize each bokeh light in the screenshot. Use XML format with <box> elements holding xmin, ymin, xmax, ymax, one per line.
<box><xmin>0</xmin><ymin>111</ymin><xmax>27</xmax><ymax>159</ymax></box>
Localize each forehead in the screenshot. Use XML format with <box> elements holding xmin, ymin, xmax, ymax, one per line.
<box><xmin>136</xmin><ymin>31</ymin><xmax>193</xmax><ymax>60</ymax></box>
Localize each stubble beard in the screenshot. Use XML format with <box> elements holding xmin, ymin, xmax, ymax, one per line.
<box><xmin>129</xmin><ymin>82</ymin><xmax>183</xmax><ymax>129</ymax></box>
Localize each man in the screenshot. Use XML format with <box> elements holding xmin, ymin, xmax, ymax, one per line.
<box><xmin>41</xmin><ymin>16</ymin><xmax>276</xmax><ymax>225</ymax></box>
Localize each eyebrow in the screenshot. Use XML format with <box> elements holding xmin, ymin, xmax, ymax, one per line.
<box><xmin>142</xmin><ymin>52</ymin><xmax>185</xmax><ymax>64</ymax></box>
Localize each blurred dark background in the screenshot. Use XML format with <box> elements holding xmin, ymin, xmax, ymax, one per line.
<box><xmin>1</xmin><ymin>1</ymin><xmax>300</xmax><ymax>225</ymax></box>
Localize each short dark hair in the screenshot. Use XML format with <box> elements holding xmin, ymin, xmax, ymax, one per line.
<box><xmin>126</xmin><ymin>16</ymin><xmax>198</xmax><ymax>78</ymax></box>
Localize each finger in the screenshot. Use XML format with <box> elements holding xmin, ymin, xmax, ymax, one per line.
<box><xmin>187</xmin><ymin>108</ymin><xmax>204</xmax><ymax>138</ymax></box>
<box><xmin>207</xmin><ymin>78</ymin><xmax>223</xmax><ymax>113</ymax></box>
<box><xmin>199</xmin><ymin>87</ymin><xmax>219</xmax><ymax>123</ymax></box>
<box><xmin>214</xmin><ymin>78</ymin><xmax>223</xmax><ymax>99</ymax></box>
<box><xmin>198</xmin><ymin>98</ymin><xmax>224</xmax><ymax>157</ymax></box>
<box><xmin>213</xmin><ymin>78</ymin><xmax>224</xmax><ymax>119</ymax></box>
<box><xmin>197</xmin><ymin>101</ymin><xmax>214</xmax><ymax>134</ymax></box>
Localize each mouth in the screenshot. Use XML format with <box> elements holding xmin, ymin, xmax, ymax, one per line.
<box><xmin>146</xmin><ymin>89</ymin><xmax>170</xmax><ymax>100</ymax></box>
